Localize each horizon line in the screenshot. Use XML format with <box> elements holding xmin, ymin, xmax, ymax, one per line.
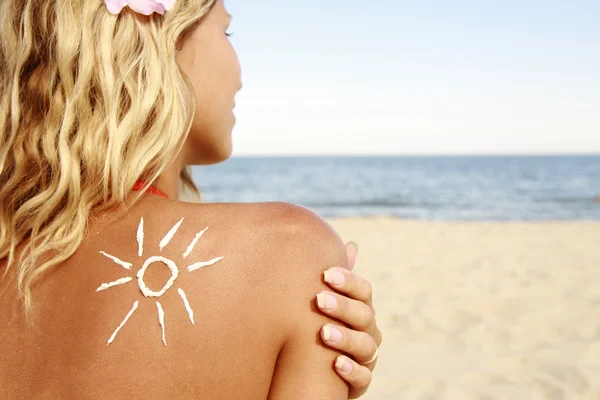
<box><xmin>228</xmin><ymin>152</ymin><xmax>600</xmax><ymax>158</ymax></box>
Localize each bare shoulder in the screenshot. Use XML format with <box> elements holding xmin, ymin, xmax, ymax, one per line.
<box><xmin>169</xmin><ymin>200</ymin><xmax>348</xmax><ymax>276</ymax></box>
<box><xmin>124</xmin><ymin>198</ymin><xmax>348</xmax><ymax>299</ymax></box>
<box><xmin>107</xmin><ymin>198</ymin><xmax>346</xmax><ymax>275</ymax></box>
<box><xmin>180</xmin><ymin>200</ymin><xmax>345</xmax><ymax>250</ymax></box>
<box><xmin>174</xmin><ymin>200</ymin><xmax>336</xmax><ymax>229</ymax></box>
<box><xmin>252</xmin><ymin>201</ymin><xmax>348</xmax><ymax>274</ymax></box>
<box><xmin>160</xmin><ymin>199</ymin><xmax>349</xmax><ymax>317</ymax></box>
<box><xmin>121</xmin><ymin>198</ymin><xmax>349</xmax><ymax>317</ymax></box>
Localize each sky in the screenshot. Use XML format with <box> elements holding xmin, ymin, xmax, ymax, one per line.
<box><xmin>225</xmin><ymin>0</ymin><xmax>599</xmax><ymax>156</ymax></box>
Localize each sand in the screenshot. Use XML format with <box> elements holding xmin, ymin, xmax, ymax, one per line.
<box><xmin>327</xmin><ymin>218</ymin><xmax>600</xmax><ymax>400</ymax></box>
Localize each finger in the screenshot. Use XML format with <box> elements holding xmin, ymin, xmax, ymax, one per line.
<box><xmin>344</xmin><ymin>241</ymin><xmax>358</xmax><ymax>271</ymax></box>
<box><xmin>321</xmin><ymin>324</ymin><xmax>378</xmax><ymax>366</ymax></box>
<box><xmin>316</xmin><ymin>291</ymin><xmax>375</xmax><ymax>332</ymax></box>
<box><xmin>334</xmin><ymin>356</ymin><xmax>372</xmax><ymax>399</ymax></box>
<box><xmin>324</xmin><ymin>267</ymin><xmax>372</xmax><ymax>305</ymax></box>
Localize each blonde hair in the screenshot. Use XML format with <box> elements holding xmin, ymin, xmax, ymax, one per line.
<box><xmin>0</xmin><ymin>0</ymin><xmax>216</xmax><ymax>313</ymax></box>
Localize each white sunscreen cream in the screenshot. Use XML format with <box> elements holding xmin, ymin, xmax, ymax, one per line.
<box><xmin>177</xmin><ymin>288</ymin><xmax>195</xmax><ymax>325</ymax></box>
<box><xmin>137</xmin><ymin>217</ymin><xmax>144</xmax><ymax>257</ymax></box>
<box><xmin>137</xmin><ymin>256</ymin><xmax>179</xmax><ymax>298</ymax></box>
<box><xmin>156</xmin><ymin>301</ymin><xmax>167</xmax><ymax>346</ymax></box>
<box><xmin>99</xmin><ymin>251</ymin><xmax>132</xmax><ymax>270</ymax></box>
<box><xmin>187</xmin><ymin>256</ymin><xmax>224</xmax><ymax>272</ymax></box>
<box><xmin>98</xmin><ymin>216</ymin><xmax>225</xmax><ymax>346</ymax></box>
<box><xmin>183</xmin><ymin>227</ymin><xmax>208</xmax><ymax>258</ymax></box>
<box><xmin>159</xmin><ymin>218</ymin><xmax>184</xmax><ymax>251</ymax></box>
<box><xmin>96</xmin><ymin>277</ymin><xmax>133</xmax><ymax>292</ymax></box>
<box><xmin>107</xmin><ymin>301</ymin><xmax>139</xmax><ymax>345</ymax></box>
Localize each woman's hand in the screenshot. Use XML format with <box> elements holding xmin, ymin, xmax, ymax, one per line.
<box><xmin>316</xmin><ymin>242</ymin><xmax>383</xmax><ymax>399</ymax></box>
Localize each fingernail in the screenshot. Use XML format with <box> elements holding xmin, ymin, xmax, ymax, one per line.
<box><xmin>324</xmin><ymin>269</ymin><xmax>345</xmax><ymax>287</ymax></box>
<box><xmin>316</xmin><ymin>293</ymin><xmax>337</xmax><ymax>311</ymax></box>
<box><xmin>322</xmin><ymin>325</ymin><xmax>342</xmax><ymax>343</ymax></box>
<box><xmin>335</xmin><ymin>356</ymin><xmax>352</xmax><ymax>374</ymax></box>
<box><xmin>348</xmin><ymin>241</ymin><xmax>358</xmax><ymax>253</ymax></box>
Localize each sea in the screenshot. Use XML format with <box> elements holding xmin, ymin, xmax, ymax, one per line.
<box><xmin>191</xmin><ymin>155</ymin><xmax>600</xmax><ymax>221</ymax></box>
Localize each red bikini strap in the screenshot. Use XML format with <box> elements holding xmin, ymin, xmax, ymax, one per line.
<box><xmin>132</xmin><ymin>180</ymin><xmax>169</xmax><ymax>199</ymax></box>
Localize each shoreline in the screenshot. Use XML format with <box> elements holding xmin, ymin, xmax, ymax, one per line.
<box><xmin>328</xmin><ymin>216</ymin><xmax>600</xmax><ymax>223</ymax></box>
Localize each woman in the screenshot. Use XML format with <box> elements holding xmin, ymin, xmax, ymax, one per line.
<box><xmin>0</xmin><ymin>0</ymin><xmax>382</xmax><ymax>398</ymax></box>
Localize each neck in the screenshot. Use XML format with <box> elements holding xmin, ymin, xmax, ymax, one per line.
<box><xmin>150</xmin><ymin>160</ymin><xmax>184</xmax><ymax>200</ymax></box>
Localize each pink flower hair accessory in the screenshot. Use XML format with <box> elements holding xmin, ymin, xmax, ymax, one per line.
<box><xmin>104</xmin><ymin>0</ymin><xmax>175</xmax><ymax>15</ymax></box>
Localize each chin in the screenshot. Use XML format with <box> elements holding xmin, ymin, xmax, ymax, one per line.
<box><xmin>185</xmin><ymin>122</ymin><xmax>234</xmax><ymax>165</ymax></box>
<box><xmin>191</xmin><ymin>141</ymin><xmax>233</xmax><ymax>166</ymax></box>
<box><xmin>198</xmin><ymin>150</ymin><xmax>232</xmax><ymax>165</ymax></box>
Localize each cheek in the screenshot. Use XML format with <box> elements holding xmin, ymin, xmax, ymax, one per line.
<box><xmin>192</xmin><ymin>83</ymin><xmax>232</xmax><ymax>131</ymax></box>
<box><xmin>182</xmin><ymin>44</ymin><xmax>238</xmax><ymax>163</ymax></box>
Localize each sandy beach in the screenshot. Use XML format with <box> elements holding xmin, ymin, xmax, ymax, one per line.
<box><xmin>327</xmin><ymin>218</ymin><xmax>600</xmax><ymax>400</ymax></box>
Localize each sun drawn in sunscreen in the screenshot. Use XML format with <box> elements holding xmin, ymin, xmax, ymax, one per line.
<box><xmin>97</xmin><ymin>217</ymin><xmax>223</xmax><ymax>346</ymax></box>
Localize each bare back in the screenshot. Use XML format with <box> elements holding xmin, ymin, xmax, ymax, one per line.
<box><xmin>0</xmin><ymin>196</ymin><xmax>349</xmax><ymax>399</ymax></box>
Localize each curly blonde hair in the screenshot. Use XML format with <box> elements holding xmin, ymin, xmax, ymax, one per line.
<box><xmin>0</xmin><ymin>0</ymin><xmax>215</xmax><ymax>313</ymax></box>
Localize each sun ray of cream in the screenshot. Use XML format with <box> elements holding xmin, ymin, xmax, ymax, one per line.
<box><xmin>183</xmin><ymin>227</ymin><xmax>208</xmax><ymax>258</ymax></box>
<box><xmin>177</xmin><ymin>288</ymin><xmax>195</xmax><ymax>325</ymax></box>
<box><xmin>100</xmin><ymin>251</ymin><xmax>132</xmax><ymax>270</ymax></box>
<box><xmin>159</xmin><ymin>218</ymin><xmax>184</xmax><ymax>251</ymax></box>
<box><xmin>96</xmin><ymin>277</ymin><xmax>133</xmax><ymax>292</ymax></box>
<box><xmin>107</xmin><ymin>301</ymin><xmax>138</xmax><ymax>345</ymax></box>
<box><xmin>137</xmin><ymin>217</ymin><xmax>144</xmax><ymax>257</ymax></box>
<box><xmin>156</xmin><ymin>301</ymin><xmax>167</xmax><ymax>346</ymax></box>
<box><xmin>187</xmin><ymin>256</ymin><xmax>224</xmax><ymax>272</ymax></box>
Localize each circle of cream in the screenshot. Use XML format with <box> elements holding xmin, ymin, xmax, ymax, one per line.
<box><xmin>137</xmin><ymin>256</ymin><xmax>179</xmax><ymax>297</ymax></box>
